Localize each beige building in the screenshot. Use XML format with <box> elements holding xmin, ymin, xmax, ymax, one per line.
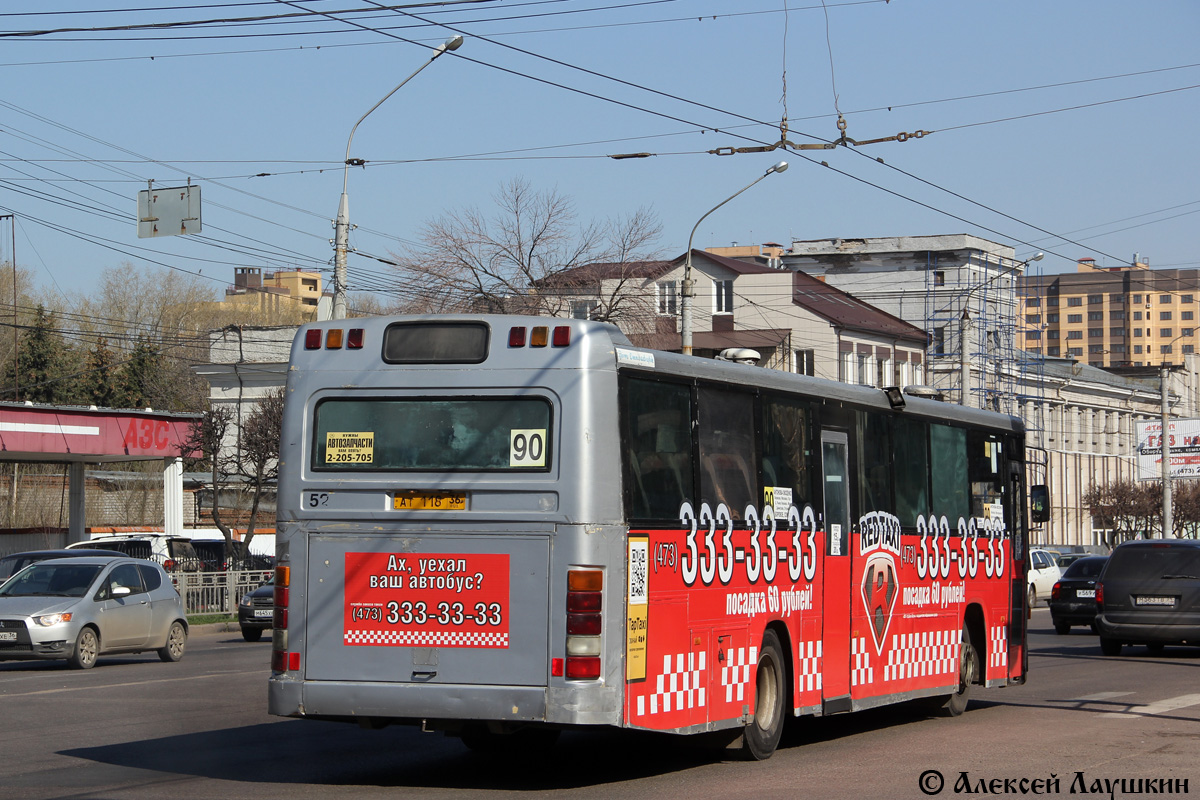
<box><xmin>1019</xmin><ymin>258</ymin><xmax>1200</xmax><ymax>369</ymax></box>
<box><xmin>220</xmin><ymin>267</ymin><xmax>324</xmax><ymax>317</ymax></box>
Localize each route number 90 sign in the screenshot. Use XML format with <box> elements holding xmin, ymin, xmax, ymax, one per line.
<box><xmin>343</xmin><ymin>552</ymin><xmax>510</xmax><ymax>648</ymax></box>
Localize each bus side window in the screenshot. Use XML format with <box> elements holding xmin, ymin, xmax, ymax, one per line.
<box><xmin>698</xmin><ymin>386</ymin><xmax>755</xmax><ymax>517</ymax></box>
<box><xmin>930</xmin><ymin>423</ymin><xmax>969</xmax><ymax>523</ymax></box>
<box><xmin>621</xmin><ymin>378</ymin><xmax>694</xmax><ymax>520</ymax></box>
<box><xmin>762</xmin><ymin>396</ymin><xmax>813</xmax><ymax>511</ymax></box>
<box><xmin>856</xmin><ymin>410</ymin><xmax>893</xmax><ymax>516</ymax></box>
<box><xmin>893</xmin><ymin>416</ymin><xmax>929</xmax><ymax>526</ymax></box>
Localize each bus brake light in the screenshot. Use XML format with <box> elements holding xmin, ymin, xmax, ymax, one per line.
<box><xmin>305</xmin><ymin>329</ymin><xmax>322</xmax><ymax>349</ymax></box>
<box><xmin>509</xmin><ymin>327</ymin><xmax>527</xmax><ymax>347</ymax></box>
<box><xmin>552</xmin><ymin>326</ymin><xmax>571</xmax><ymax>347</ymax></box>
<box><xmin>566</xmin><ymin>569</ymin><xmax>602</xmax><ymax>681</ymax></box>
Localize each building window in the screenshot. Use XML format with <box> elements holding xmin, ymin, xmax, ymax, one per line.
<box><xmin>570</xmin><ymin>299</ymin><xmax>599</xmax><ymax>320</ymax></box>
<box><xmin>1112</xmin><ymin>344</ymin><xmax>1126</xmax><ymax>353</ymax></box>
<box><xmin>1089</xmin><ymin>344</ymin><xmax>1104</xmax><ymax>353</ymax></box>
<box><xmin>1185</xmin><ymin>345</ymin><xmax>1196</xmax><ymax>354</ymax></box>
<box><xmin>1048</xmin><ymin>313</ymin><xmax>1060</xmax><ymax>323</ymax></box>
<box><xmin>857</xmin><ymin>353</ymin><xmax>871</xmax><ymax>385</ymax></box>
<box><xmin>1047</xmin><ymin>330</ymin><xmax>1060</xmax><ymax>340</ymax></box>
<box><xmin>1088</xmin><ymin>295</ymin><xmax>1103</xmax><ymax>305</ymax></box>
<box><xmin>656</xmin><ymin>281</ymin><xmax>678</xmax><ymax>315</ymax></box>
<box><xmin>1184</xmin><ymin>295</ymin><xmax>1194</xmax><ymax>303</ymax></box>
<box><xmin>1161</xmin><ymin>311</ymin><xmax>1173</xmax><ymax>321</ymax></box>
<box><xmin>933</xmin><ymin>271</ymin><xmax>945</xmax><ymax>286</ymax></box>
<box><xmin>1110</xmin><ymin>294</ymin><xmax>1125</xmax><ymax>304</ymax></box>
<box><xmin>1184</xmin><ymin>311</ymin><xmax>1194</xmax><ymax>321</ymax></box>
<box><xmin>1133</xmin><ymin>294</ymin><xmax>1142</xmax><ymax>303</ymax></box>
<box><xmin>1162</xmin><ymin>328</ymin><xmax>1173</xmax><ymax>337</ymax></box>
<box><xmin>1110</xmin><ymin>328</ymin><xmax>1125</xmax><ymax>338</ymax></box>
<box><xmin>1068</xmin><ymin>314</ymin><xmax>1082</xmax><ymax>324</ymax></box>
<box><xmin>1067</xmin><ymin>297</ymin><xmax>1083</xmax><ymax>307</ymax></box>
<box><xmin>795</xmin><ymin>349</ymin><xmax>815</xmax><ymax>376</ymax></box>
<box><xmin>1026</xmin><ymin>297</ymin><xmax>1041</xmax><ymax>308</ymax></box>
<box><xmin>1048</xmin><ymin>346</ymin><xmax>1060</xmax><ymax>356</ymax></box>
<box><xmin>1162</xmin><ymin>345</ymin><xmax>1173</xmax><ymax>354</ymax></box>
<box><xmin>1047</xmin><ymin>297</ymin><xmax>1059</xmax><ymax>307</ymax></box>
<box><xmin>1088</xmin><ymin>328</ymin><xmax>1103</xmax><ymax>338</ymax></box>
<box><xmin>1133</xmin><ymin>311</ymin><xmax>1142</xmax><ymax>321</ymax></box>
<box><xmin>1026</xmin><ymin>331</ymin><xmax>1042</xmax><ymax>341</ymax></box>
<box><xmin>1067</xmin><ymin>331</ymin><xmax>1082</xmax><ymax>340</ymax></box>
<box><xmin>1161</xmin><ymin>295</ymin><xmax>1173</xmax><ymax>304</ymax></box>
<box><xmin>713</xmin><ymin>279</ymin><xmax>733</xmax><ymax>314</ymax></box>
<box><xmin>1110</xmin><ymin>309</ymin><xmax>1125</xmax><ymax>320</ymax></box>
<box><xmin>1134</xmin><ymin>345</ymin><xmax>1143</xmax><ymax>354</ymax></box>
<box><xmin>1067</xmin><ymin>347</ymin><xmax>1083</xmax><ymax>357</ymax></box>
<box><xmin>1088</xmin><ymin>311</ymin><xmax>1103</xmax><ymax>321</ymax></box>
<box><xmin>1026</xmin><ymin>314</ymin><xmax>1041</xmax><ymax>324</ymax></box>
<box><xmin>1185</xmin><ymin>328</ymin><xmax>1196</xmax><ymax>337</ymax></box>
<box><xmin>1134</xmin><ymin>328</ymin><xmax>1142</xmax><ymax>337</ymax></box>
<box><xmin>932</xmin><ymin>327</ymin><xmax>945</xmax><ymax>354</ymax></box>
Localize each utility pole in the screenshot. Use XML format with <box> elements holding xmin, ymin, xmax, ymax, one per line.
<box><xmin>1161</xmin><ymin>363</ymin><xmax>1172</xmax><ymax>538</ymax></box>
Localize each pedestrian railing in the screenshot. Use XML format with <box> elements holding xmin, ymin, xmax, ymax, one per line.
<box><xmin>174</xmin><ymin>569</ymin><xmax>273</xmax><ymax>615</ymax></box>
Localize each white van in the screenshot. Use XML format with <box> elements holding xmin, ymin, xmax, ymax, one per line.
<box><xmin>67</xmin><ymin>534</ymin><xmax>201</xmax><ymax>572</ymax></box>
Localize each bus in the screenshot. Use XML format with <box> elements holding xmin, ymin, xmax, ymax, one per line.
<box><xmin>268</xmin><ymin>314</ymin><xmax>1040</xmax><ymax>759</ymax></box>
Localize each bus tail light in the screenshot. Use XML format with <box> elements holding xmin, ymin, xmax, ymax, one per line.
<box><xmin>305</xmin><ymin>329</ymin><xmax>322</xmax><ymax>349</ymax></box>
<box><xmin>552</xmin><ymin>326</ymin><xmax>571</xmax><ymax>347</ymax></box>
<box><xmin>565</xmin><ymin>569</ymin><xmax>602</xmax><ymax>681</ymax></box>
<box><xmin>272</xmin><ymin>564</ymin><xmax>295</xmax><ymax>673</ymax></box>
<box><xmin>347</xmin><ymin>328</ymin><xmax>364</xmax><ymax>349</ymax></box>
<box><xmin>509</xmin><ymin>327</ymin><xmax>527</xmax><ymax>347</ymax></box>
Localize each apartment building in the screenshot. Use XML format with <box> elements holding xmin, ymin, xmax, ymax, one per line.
<box><xmin>1019</xmin><ymin>258</ymin><xmax>1200</xmax><ymax>369</ymax></box>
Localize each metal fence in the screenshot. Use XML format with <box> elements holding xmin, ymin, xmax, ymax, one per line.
<box><xmin>174</xmin><ymin>569</ymin><xmax>272</xmax><ymax>615</ymax></box>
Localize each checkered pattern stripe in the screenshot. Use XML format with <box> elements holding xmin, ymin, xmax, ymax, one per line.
<box><xmin>721</xmin><ymin>646</ymin><xmax>758</xmax><ymax>703</ymax></box>
<box><xmin>796</xmin><ymin>639</ymin><xmax>822</xmax><ymax>692</ymax></box>
<box><xmin>882</xmin><ymin>629</ymin><xmax>959</xmax><ymax>682</ymax></box>
<box><xmin>989</xmin><ymin>624</ymin><xmax>1008</xmax><ymax>668</ymax></box>
<box><xmin>637</xmin><ymin>651</ymin><xmax>707</xmax><ymax>716</ymax></box>
<box><xmin>343</xmin><ymin>629</ymin><xmax>509</xmax><ymax>648</ymax></box>
<box><xmin>851</xmin><ymin>636</ymin><xmax>874</xmax><ymax>686</ymax></box>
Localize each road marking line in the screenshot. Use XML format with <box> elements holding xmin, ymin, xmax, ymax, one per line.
<box><xmin>1102</xmin><ymin>693</ymin><xmax>1200</xmax><ymax>719</ymax></box>
<box><xmin>0</xmin><ymin>670</ymin><xmax>264</xmax><ymax>698</ymax></box>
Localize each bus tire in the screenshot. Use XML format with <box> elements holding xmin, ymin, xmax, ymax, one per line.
<box><xmin>741</xmin><ymin>629</ymin><xmax>786</xmax><ymax>761</ymax></box>
<box><xmin>937</xmin><ymin>625</ymin><xmax>977</xmax><ymax>718</ymax></box>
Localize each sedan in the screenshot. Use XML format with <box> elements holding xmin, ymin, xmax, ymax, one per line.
<box><xmin>1049</xmin><ymin>555</ymin><xmax>1108</xmax><ymax>634</ymax></box>
<box><xmin>237</xmin><ymin>579</ymin><xmax>274</xmax><ymax>642</ymax></box>
<box><xmin>0</xmin><ymin>556</ymin><xmax>187</xmax><ymax>669</ymax></box>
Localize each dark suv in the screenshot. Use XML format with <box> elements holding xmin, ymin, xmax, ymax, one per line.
<box><xmin>1095</xmin><ymin>539</ymin><xmax>1200</xmax><ymax>656</ymax></box>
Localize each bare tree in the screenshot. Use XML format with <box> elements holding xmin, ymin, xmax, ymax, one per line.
<box><xmin>1079</xmin><ymin>479</ymin><xmax>1200</xmax><ymax>545</ymax></box>
<box><xmin>236</xmin><ymin>388</ymin><xmax>284</xmax><ymax>557</ymax></box>
<box><xmin>182</xmin><ymin>404</ymin><xmax>238</xmax><ymax>545</ymax></box>
<box><xmin>387</xmin><ymin>178</ymin><xmax>663</xmax><ymax>319</ymax></box>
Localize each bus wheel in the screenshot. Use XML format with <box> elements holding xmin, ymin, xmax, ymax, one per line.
<box><xmin>938</xmin><ymin>626</ymin><xmax>977</xmax><ymax>718</ymax></box>
<box><xmin>741</xmin><ymin>629</ymin><xmax>786</xmax><ymax>760</ymax></box>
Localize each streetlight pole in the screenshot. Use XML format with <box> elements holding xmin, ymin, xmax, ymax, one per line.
<box><xmin>1162</xmin><ymin>362</ymin><xmax>1172</xmax><ymax>538</ymax></box>
<box><xmin>680</xmin><ymin>161</ymin><xmax>788</xmax><ymax>356</ymax></box>
<box><xmin>331</xmin><ymin>34</ymin><xmax>463</xmax><ymax>320</ymax></box>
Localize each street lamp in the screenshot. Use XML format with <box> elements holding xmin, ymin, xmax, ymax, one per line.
<box><xmin>680</xmin><ymin>161</ymin><xmax>788</xmax><ymax>356</ymax></box>
<box><xmin>331</xmin><ymin>34</ymin><xmax>464</xmax><ymax>320</ymax></box>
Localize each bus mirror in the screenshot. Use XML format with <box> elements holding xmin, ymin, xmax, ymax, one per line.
<box><xmin>1030</xmin><ymin>484</ymin><xmax>1050</xmax><ymax>523</ymax></box>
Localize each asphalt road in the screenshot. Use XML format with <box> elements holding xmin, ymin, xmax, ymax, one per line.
<box><xmin>1</xmin><ymin>609</ymin><xmax>1197</xmax><ymax>800</ymax></box>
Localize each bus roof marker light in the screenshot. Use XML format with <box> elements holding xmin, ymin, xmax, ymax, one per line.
<box><xmin>304</xmin><ymin>329</ymin><xmax>322</xmax><ymax>349</ymax></box>
<box><xmin>552</xmin><ymin>326</ymin><xmax>571</xmax><ymax>347</ymax></box>
<box><xmin>884</xmin><ymin>386</ymin><xmax>906</xmax><ymax>409</ymax></box>
<box><xmin>326</xmin><ymin>329</ymin><xmax>344</xmax><ymax>349</ymax></box>
<box><xmin>347</xmin><ymin>328</ymin><xmax>364</xmax><ymax>349</ymax></box>
<box><xmin>509</xmin><ymin>327</ymin><xmax>527</xmax><ymax>347</ymax></box>
<box><xmin>531</xmin><ymin>326</ymin><xmax>549</xmax><ymax>347</ymax></box>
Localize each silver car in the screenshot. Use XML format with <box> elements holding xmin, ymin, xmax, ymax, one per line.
<box><xmin>0</xmin><ymin>556</ymin><xmax>187</xmax><ymax>669</ymax></box>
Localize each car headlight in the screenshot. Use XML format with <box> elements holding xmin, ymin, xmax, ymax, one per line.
<box><xmin>33</xmin><ymin>612</ymin><xmax>73</xmax><ymax>626</ymax></box>
<box><xmin>240</xmin><ymin>594</ymin><xmax>253</xmax><ymax>607</ymax></box>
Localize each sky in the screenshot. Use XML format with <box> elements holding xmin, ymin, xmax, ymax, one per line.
<box><xmin>1</xmin><ymin>0</ymin><xmax>1197</xmax><ymax>310</ymax></box>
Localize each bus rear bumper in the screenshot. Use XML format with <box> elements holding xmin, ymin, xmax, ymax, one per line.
<box><xmin>269</xmin><ymin>678</ymin><xmax>549</xmax><ymax>724</ymax></box>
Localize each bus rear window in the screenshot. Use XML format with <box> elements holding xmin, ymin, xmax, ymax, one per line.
<box><xmin>312</xmin><ymin>397</ymin><xmax>552</xmax><ymax>471</ymax></box>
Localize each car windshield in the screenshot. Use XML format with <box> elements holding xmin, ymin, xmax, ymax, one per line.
<box><xmin>0</xmin><ymin>556</ymin><xmax>39</xmax><ymax>582</ymax></box>
<box><xmin>1062</xmin><ymin>557</ymin><xmax>1107</xmax><ymax>579</ymax></box>
<box><xmin>0</xmin><ymin>563</ymin><xmax>103</xmax><ymax>597</ymax></box>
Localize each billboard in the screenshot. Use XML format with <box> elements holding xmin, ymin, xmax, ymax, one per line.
<box><xmin>1135</xmin><ymin>418</ymin><xmax>1200</xmax><ymax>480</ymax></box>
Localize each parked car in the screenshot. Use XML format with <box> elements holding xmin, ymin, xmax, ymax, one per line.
<box><xmin>237</xmin><ymin>578</ymin><xmax>274</xmax><ymax>642</ymax></box>
<box><xmin>1027</xmin><ymin>548</ymin><xmax>1063</xmax><ymax>606</ymax></box>
<box><xmin>1049</xmin><ymin>555</ymin><xmax>1108</xmax><ymax>634</ymax></box>
<box><xmin>192</xmin><ymin>539</ymin><xmax>274</xmax><ymax>572</ymax></box>
<box><xmin>1055</xmin><ymin>552</ymin><xmax>1090</xmax><ymax>569</ymax></box>
<box><xmin>0</xmin><ymin>555</ymin><xmax>187</xmax><ymax>669</ymax></box>
<box><xmin>0</xmin><ymin>549</ymin><xmax>122</xmax><ymax>583</ymax></box>
<box><xmin>66</xmin><ymin>535</ymin><xmax>202</xmax><ymax>572</ymax></box>
<box><xmin>1095</xmin><ymin>539</ymin><xmax>1200</xmax><ymax>656</ymax></box>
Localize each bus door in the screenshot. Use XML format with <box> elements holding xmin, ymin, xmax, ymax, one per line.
<box><xmin>820</xmin><ymin>431</ymin><xmax>852</xmax><ymax>712</ymax></box>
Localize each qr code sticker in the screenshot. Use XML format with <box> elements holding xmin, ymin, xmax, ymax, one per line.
<box><xmin>628</xmin><ymin>540</ymin><xmax>648</xmax><ymax>604</ymax></box>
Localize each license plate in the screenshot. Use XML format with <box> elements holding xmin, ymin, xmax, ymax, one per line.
<box><xmin>1076</xmin><ymin>589</ymin><xmax>1095</xmax><ymax>598</ymax></box>
<box><xmin>393</xmin><ymin>491</ymin><xmax>466</xmax><ymax>511</ymax></box>
<box><xmin>0</xmin><ymin>631</ymin><xmax>16</xmax><ymax>641</ymax></box>
<box><xmin>1135</xmin><ymin>595</ymin><xmax>1176</xmax><ymax>607</ymax></box>
<box><xmin>253</xmin><ymin>609</ymin><xmax>274</xmax><ymax>618</ymax></box>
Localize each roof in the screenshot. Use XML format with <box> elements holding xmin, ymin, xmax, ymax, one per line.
<box><xmin>534</xmin><ymin>259</ymin><xmax>674</xmax><ymax>288</ymax></box>
<box><xmin>790</xmin><ymin>271</ymin><xmax>927</xmax><ymax>344</ymax></box>
<box><xmin>628</xmin><ymin>328</ymin><xmax>793</xmax><ymax>353</ymax></box>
